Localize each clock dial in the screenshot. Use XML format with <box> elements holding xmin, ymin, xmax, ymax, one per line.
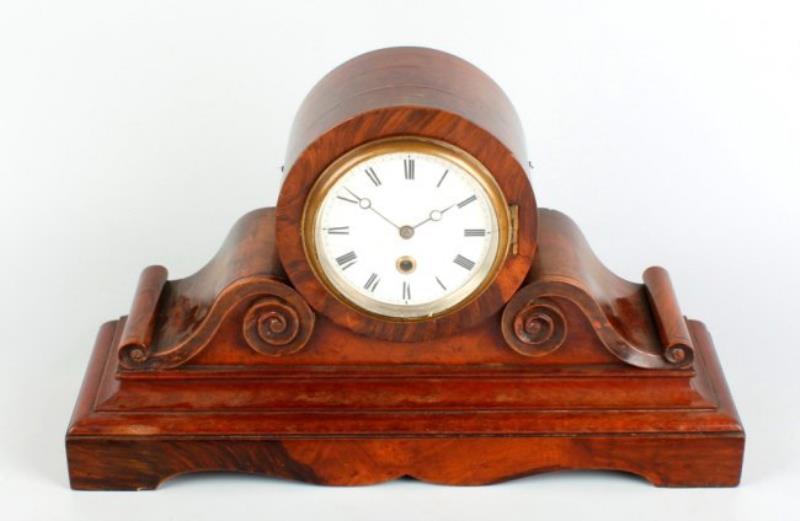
<box><xmin>307</xmin><ymin>140</ymin><xmax>508</xmax><ymax>319</ymax></box>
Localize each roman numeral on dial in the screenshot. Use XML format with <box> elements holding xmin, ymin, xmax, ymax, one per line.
<box><xmin>326</xmin><ymin>226</ymin><xmax>350</xmax><ymax>235</ymax></box>
<box><xmin>436</xmin><ymin>169</ymin><xmax>449</xmax><ymax>187</ymax></box>
<box><xmin>453</xmin><ymin>254</ymin><xmax>475</xmax><ymax>271</ymax></box>
<box><xmin>337</xmin><ymin>195</ymin><xmax>358</xmax><ymax>204</ymax></box>
<box><xmin>365</xmin><ymin>167</ymin><xmax>381</xmax><ymax>186</ymax></box>
<box><xmin>402</xmin><ymin>281</ymin><xmax>411</xmax><ymax>301</ymax></box>
<box><xmin>404</xmin><ymin>158</ymin><xmax>415</xmax><ymax>180</ymax></box>
<box><xmin>364</xmin><ymin>272</ymin><xmax>380</xmax><ymax>292</ymax></box>
<box><xmin>464</xmin><ymin>228</ymin><xmax>486</xmax><ymax>237</ymax></box>
<box><xmin>435</xmin><ymin>276</ymin><xmax>447</xmax><ymax>291</ymax></box>
<box><xmin>335</xmin><ymin>251</ymin><xmax>357</xmax><ymax>270</ymax></box>
<box><xmin>457</xmin><ymin>194</ymin><xmax>477</xmax><ymax>208</ymax></box>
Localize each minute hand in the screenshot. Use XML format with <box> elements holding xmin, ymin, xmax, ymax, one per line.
<box><xmin>344</xmin><ymin>187</ymin><xmax>400</xmax><ymax>230</ymax></box>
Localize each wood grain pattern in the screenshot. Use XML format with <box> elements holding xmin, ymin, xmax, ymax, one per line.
<box><xmin>68</xmin><ymin>433</ymin><xmax>744</xmax><ymax>490</ymax></box>
<box><xmin>118</xmin><ymin>265</ymin><xmax>168</xmax><ymax>364</ymax></box>
<box><xmin>275</xmin><ymin>47</ymin><xmax>537</xmax><ymax>342</ymax></box>
<box><xmin>117</xmin><ymin>210</ymin><xmax>313</xmax><ymax>370</ymax></box>
<box><xmin>111</xmin><ymin>208</ymin><xmax>695</xmax><ymax>371</ymax></box>
<box><xmin>283</xmin><ymin>47</ymin><xmax>528</xmax><ymax>179</ymax></box>
<box><xmin>67</xmin><ymin>318</ymin><xmax>743</xmax><ymax>489</ymax></box>
<box><xmin>643</xmin><ymin>266</ymin><xmax>695</xmax><ymax>365</ymax></box>
<box><xmin>66</xmin><ymin>47</ymin><xmax>744</xmax><ymax>490</ymax></box>
<box><xmin>66</xmin><ymin>207</ymin><xmax>744</xmax><ymax>489</ymax></box>
<box><xmin>502</xmin><ymin>210</ymin><xmax>693</xmax><ymax>368</ymax></box>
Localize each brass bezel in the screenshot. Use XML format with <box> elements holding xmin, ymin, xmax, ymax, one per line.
<box><xmin>301</xmin><ymin>136</ymin><xmax>511</xmax><ymax>322</ymax></box>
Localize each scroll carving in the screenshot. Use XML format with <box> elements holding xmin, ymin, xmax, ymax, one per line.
<box><xmin>114</xmin><ymin>208</ymin><xmax>314</xmax><ymax>370</ymax></box>
<box><xmin>116</xmin><ymin>265</ymin><xmax>168</xmax><ymax>368</ymax></box>
<box><xmin>502</xmin><ymin>277</ymin><xmax>693</xmax><ymax>368</ymax></box>
<box><xmin>118</xmin><ymin>274</ymin><xmax>314</xmax><ymax>370</ymax></box>
<box><xmin>501</xmin><ymin>209</ymin><xmax>695</xmax><ymax>369</ymax></box>
<box><xmin>502</xmin><ymin>296</ymin><xmax>566</xmax><ymax>357</ymax></box>
<box><xmin>643</xmin><ymin>266</ymin><xmax>695</xmax><ymax>366</ymax></box>
<box><xmin>243</xmin><ymin>294</ymin><xmax>314</xmax><ymax>356</ymax></box>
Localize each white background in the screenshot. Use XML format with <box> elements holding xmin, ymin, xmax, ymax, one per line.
<box><xmin>1</xmin><ymin>1</ymin><xmax>798</xmax><ymax>519</ymax></box>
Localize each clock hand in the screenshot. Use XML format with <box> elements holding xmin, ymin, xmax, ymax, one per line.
<box><xmin>412</xmin><ymin>204</ymin><xmax>455</xmax><ymax>229</ymax></box>
<box><xmin>343</xmin><ymin>187</ymin><xmax>400</xmax><ymax>230</ymax></box>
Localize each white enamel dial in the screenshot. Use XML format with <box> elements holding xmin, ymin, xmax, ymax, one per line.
<box><xmin>306</xmin><ymin>140</ymin><xmax>508</xmax><ymax>319</ymax></box>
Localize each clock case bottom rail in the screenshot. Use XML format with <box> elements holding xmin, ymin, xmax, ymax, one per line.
<box><xmin>66</xmin><ymin>317</ymin><xmax>744</xmax><ymax>489</ymax></box>
<box><xmin>68</xmin><ymin>434</ymin><xmax>743</xmax><ymax>490</ymax></box>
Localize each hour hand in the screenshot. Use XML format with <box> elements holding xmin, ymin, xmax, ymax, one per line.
<box><xmin>412</xmin><ymin>204</ymin><xmax>455</xmax><ymax>229</ymax></box>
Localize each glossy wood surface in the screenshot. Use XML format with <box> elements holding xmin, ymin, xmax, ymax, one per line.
<box><xmin>276</xmin><ymin>47</ymin><xmax>537</xmax><ymax>341</ymax></box>
<box><xmin>65</xmin><ymin>46</ymin><xmax>744</xmax><ymax>490</ymax></box>
<box><xmin>282</xmin><ymin>47</ymin><xmax>528</xmax><ymax>179</ymax></box>
<box><xmin>66</xmin><ymin>207</ymin><xmax>744</xmax><ymax>489</ymax></box>
<box><xmin>111</xmin><ymin>208</ymin><xmax>694</xmax><ymax>370</ymax></box>
<box><xmin>67</xmin><ymin>314</ymin><xmax>743</xmax><ymax>489</ymax></box>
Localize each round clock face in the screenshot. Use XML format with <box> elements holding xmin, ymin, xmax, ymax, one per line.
<box><xmin>304</xmin><ymin>138</ymin><xmax>510</xmax><ymax>319</ymax></box>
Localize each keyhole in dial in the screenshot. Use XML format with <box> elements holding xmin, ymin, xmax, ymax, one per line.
<box><xmin>396</xmin><ymin>256</ymin><xmax>416</xmax><ymax>274</ymax></box>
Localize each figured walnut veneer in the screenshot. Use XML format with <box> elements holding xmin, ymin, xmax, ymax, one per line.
<box><xmin>66</xmin><ymin>47</ymin><xmax>744</xmax><ymax>490</ymax></box>
<box><xmin>67</xmin><ymin>207</ymin><xmax>743</xmax><ymax>489</ymax></box>
<box><xmin>276</xmin><ymin>47</ymin><xmax>536</xmax><ymax>342</ymax></box>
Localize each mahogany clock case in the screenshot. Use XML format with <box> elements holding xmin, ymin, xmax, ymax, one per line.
<box><xmin>276</xmin><ymin>47</ymin><xmax>537</xmax><ymax>342</ymax></box>
<box><xmin>65</xmin><ymin>47</ymin><xmax>744</xmax><ymax>490</ymax></box>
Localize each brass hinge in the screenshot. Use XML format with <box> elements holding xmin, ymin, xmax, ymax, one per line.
<box><xmin>510</xmin><ymin>204</ymin><xmax>519</xmax><ymax>255</ymax></box>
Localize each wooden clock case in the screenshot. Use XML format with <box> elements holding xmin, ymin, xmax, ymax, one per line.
<box><xmin>66</xmin><ymin>47</ymin><xmax>744</xmax><ymax>489</ymax></box>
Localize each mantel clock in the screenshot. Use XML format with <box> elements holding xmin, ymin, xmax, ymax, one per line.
<box><xmin>66</xmin><ymin>47</ymin><xmax>744</xmax><ymax>489</ymax></box>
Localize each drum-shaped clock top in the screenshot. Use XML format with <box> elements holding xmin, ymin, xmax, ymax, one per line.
<box><xmin>304</xmin><ymin>138</ymin><xmax>510</xmax><ymax>319</ymax></box>
<box><xmin>276</xmin><ymin>46</ymin><xmax>538</xmax><ymax>341</ymax></box>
